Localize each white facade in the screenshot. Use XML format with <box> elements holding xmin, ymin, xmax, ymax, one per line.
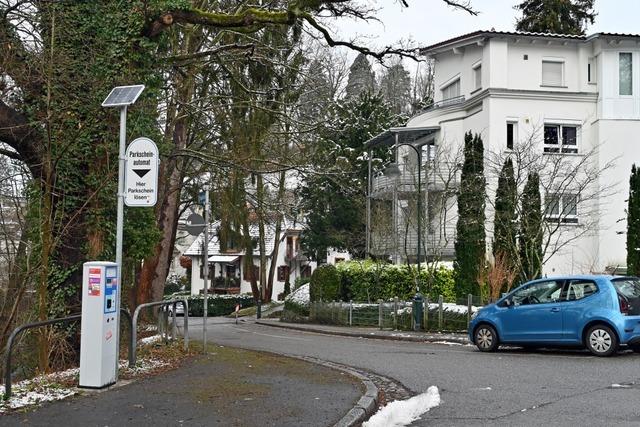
<box><xmin>183</xmin><ymin>220</ymin><xmax>318</xmax><ymax>300</ymax></box>
<box><xmin>401</xmin><ymin>30</ymin><xmax>640</xmax><ymax>275</ymax></box>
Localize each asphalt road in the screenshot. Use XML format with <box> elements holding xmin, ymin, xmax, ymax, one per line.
<box><xmin>190</xmin><ymin>317</ymin><xmax>640</xmax><ymax>426</ymax></box>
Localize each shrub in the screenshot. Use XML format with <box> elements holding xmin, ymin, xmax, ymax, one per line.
<box><xmin>294</xmin><ymin>276</ymin><xmax>310</xmax><ymax>290</ymax></box>
<box><xmin>335</xmin><ymin>261</ymin><xmax>456</xmax><ymax>303</ymax></box>
<box><xmin>183</xmin><ymin>294</ymin><xmax>255</xmax><ymax>317</ymax></box>
<box><xmin>309</xmin><ymin>264</ymin><xmax>341</xmax><ymax>302</ymax></box>
<box><xmin>164</xmin><ymin>274</ymin><xmax>184</xmax><ymax>295</ymax></box>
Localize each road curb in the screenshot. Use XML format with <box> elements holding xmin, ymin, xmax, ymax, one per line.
<box><xmin>255</xmin><ymin>320</ymin><xmax>470</xmax><ymax>345</ymax></box>
<box><xmin>292</xmin><ymin>356</ymin><xmax>379</xmax><ymax>427</ymax></box>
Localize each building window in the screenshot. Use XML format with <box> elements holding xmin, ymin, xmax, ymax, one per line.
<box><xmin>441</xmin><ymin>79</ymin><xmax>460</xmax><ymax>101</ymax></box>
<box><xmin>473</xmin><ymin>64</ymin><xmax>482</xmax><ymax>90</ymax></box>
<box><xmin>587</xmin><ymin>57</ymin><xmax>596</xmax><ymax>84</ymax></box>
<box><xmin>543</xmin><ymin>124</ymin><xmax>578</xmax><ymax>154</ymax></box>
<box><xmin>620</xmin><ymin>52</ymin><xmax>633</xmax><ymax>95</ymax></box>
<box><xmin>277</xmin><ymin>265</ymin><xmax>290</xmax><ymax>281</ymax></box>
<box><xmin>334</xmin><ymin>258</ymin><xmax>345</xmax><ymax>264</ymax></box>
<box><xmin>542</xmin><ymin>60</ymin><xmax>564</xmax><ymax>86</ymax></box>
<box><xmin>225</xmin><ymin>264</ymin><xmax>236</xmax><ymax>278</ymax></box>
<box><xmin>506</xmin><ymin>122</ymin><xmax>517</xmax><ymax>150</ymax></box>
<box><xmin>545</xmin><ymin>193</ymin><xmax>578</xmax><ymax>224</ymax></box>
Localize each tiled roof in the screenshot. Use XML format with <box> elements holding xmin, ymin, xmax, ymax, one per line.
<box><xmin>420</xmin><ymin>30</ymin><xmax>640</xmax><ymax>54</ymax></box>
<box><xmin>183</xmin><ymin>218</ymin><xmax>304</xmax><ymax>257</ymax></box>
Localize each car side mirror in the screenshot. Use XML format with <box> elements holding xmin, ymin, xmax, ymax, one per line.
<box><xmin>502</xmin><ymin>297</ymin><xmax>513</xmax><ymax>308</ymax></box>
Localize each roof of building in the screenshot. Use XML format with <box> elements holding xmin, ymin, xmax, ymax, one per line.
<box><xmin>420</xmin><ymin>30</ymin><xmax>640</xmax><ymax>55</ymax></box>
<box><xmin>183</xmin><ymin>218</ymin><xmax>304</xmax><ymax>257</ymax></box>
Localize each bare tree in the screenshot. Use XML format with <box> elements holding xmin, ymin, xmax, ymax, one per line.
<box><xmin>486</xmin><ymin>125</ymin><xmax>617</xmax><ymax>276</ymax></box>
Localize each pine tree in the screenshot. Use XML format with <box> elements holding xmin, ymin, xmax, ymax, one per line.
<box><xmin>627</xmin><ymin>165</ymin><xmax>640</xmax><ymax>275</ymax></box>
<box><xmin>519</xmin><ymin>172</ymin><xmax>543</xmax><ymax>281</ymax></box>
<box><xmin>493</xmin><ymin>158</ymin><xmax>517</xmax><ymax>280</ymax></box>
<box><xmin>379</xmin><ymin>62</ymin><xmax>411</xmax><ymax>115</ymax></box>
<box><xmin>515</xmin><ymin>0</ymin><xmax>596</xmax><ymax>35</ymax></box>
<box><xmin>345</xmin><ymin>53</ymin><xmax>376</xmax><ymax>99</ymax></box>
<box><xmin>454</xmin><ymin>132</ymin><xmax>486</xmax><ymax>296</ymax></box>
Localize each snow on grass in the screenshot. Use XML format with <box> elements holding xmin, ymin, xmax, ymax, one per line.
<box><xmin>286</xmin><ymin>283</ymin><xmax>309</xmax><ymax>306</ymax></box>
<box><xmin>363</xmin><ymin>386</ymin><xmax>441</xmax><ymax>427</ymax></box>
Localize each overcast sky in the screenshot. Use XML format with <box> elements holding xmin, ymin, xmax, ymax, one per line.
<box><xmin>331</xmin><ymin>0</ymin><xmax>640</xmax><ymax>56</ymax></box>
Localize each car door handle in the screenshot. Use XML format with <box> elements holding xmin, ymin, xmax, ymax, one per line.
<box><xmin>550</xmin><ymin>307</ymin><xmax>560</xmax><ymax>313</ymax></box>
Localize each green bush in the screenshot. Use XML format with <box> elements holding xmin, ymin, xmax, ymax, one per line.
<box><xmin>309</xmin><ymin>264</ymin><xmax>341</xmax><ymax>302</ymax></box>
<box><xmin>294</xmin><ymin>276</ymin><xmax>310</xmax><ymax>290</ymax></box>
<box><xmin>184</xmin><ymin>294</ymin><xmax>255</xmax><ymax>317</ymax></box>
<box><xmin>335</xmin><ymin>261</ymin><xmax>456</xmax><ymax>303</ymax></box>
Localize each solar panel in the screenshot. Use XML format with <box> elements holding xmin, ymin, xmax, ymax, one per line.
<box><xmin>101</xmin><ymin>85</ymin><xmax>145</xmax><ymax>107</ymax></box>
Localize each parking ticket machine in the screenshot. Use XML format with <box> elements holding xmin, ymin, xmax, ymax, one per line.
<box><xmin>79</xmin><ymin>261</ymin><xmax>118</xmax><ymax>388</ymax></box>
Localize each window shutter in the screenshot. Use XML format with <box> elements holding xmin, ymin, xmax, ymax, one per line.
<box><xmin>542</xmin><ymin>61</ymin><xmax>563</xmax><ymax>86</ymax></box>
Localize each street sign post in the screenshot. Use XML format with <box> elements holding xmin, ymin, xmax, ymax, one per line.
<box><xmin>125</xmin><ymin>137</ymin><xmax>159</xmax><ymax>207</ymax></box>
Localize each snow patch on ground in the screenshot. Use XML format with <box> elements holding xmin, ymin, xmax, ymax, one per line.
<box><xmin>363</xmin><ymin>386</ymin><xmax>441</xmax><ymax>427</ymax></box>
<box><xmin>140</xmin><ymin>334</ymin><xmax>163</xmax><ymax>345</ymax></box>
<box><xmin>1</xmin><ymin>351</ymin><xmax>170</xmax><ymax>413</ymax></box>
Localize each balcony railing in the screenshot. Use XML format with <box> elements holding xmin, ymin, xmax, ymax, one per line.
<box><xmin>371</xmin><ymin>161</ymin><xmax>459</xmax><ymax>198</ymax></box>
<box><xmin>418</xmin><ymin>95</ymin><xmax>465</xmax><ymax>114</ymax></box>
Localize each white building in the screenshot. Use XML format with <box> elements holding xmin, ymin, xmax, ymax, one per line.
<box><xmin>183</xmin><ymin>219</ymin><xmax>316</xmax><ymax>299</ymax></box>
<box><xmin>367</xmin><ymin>30</ymin><xmax>640</xmax><ymax>275</ymax></box>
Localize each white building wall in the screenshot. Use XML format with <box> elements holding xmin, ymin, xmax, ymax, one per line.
<box><xmin>405</xmin><ymin>32</ymin><xmax>640</xmax><ymax>276</ymax></box>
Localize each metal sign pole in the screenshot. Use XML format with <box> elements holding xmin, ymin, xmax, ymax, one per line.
<box><xmin>114</xmin><ymin>105</ymin><xmax>126</xmax><ymax>378</ymax></box>
<box><xmin>202</xmin><ymin>185</ymin><xmax>210</xmax><ymax>352</ymax></box>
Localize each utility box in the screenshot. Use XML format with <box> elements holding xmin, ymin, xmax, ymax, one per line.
<box><xmin>79</xmin><ymin>261</ymin><xmax>119</xmax><ymax>388</ymax></box>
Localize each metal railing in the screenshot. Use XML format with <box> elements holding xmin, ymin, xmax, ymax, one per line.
<box><xmin>418</xmin><ymin>95</ymin><xmax>465</xmax><ymax>114</ymax></box>
<box><xmin>130</xmin><ymin>299</ymin><xmax>189</xmax><ymax>367</ymax></box>
<box><xmin>3</xmin><ymin>308</ymin><xmax>132</xmax><ymax>400</ymax></box>
<box><xmin>303</xmin><ymin>294</ymin><xmax>481</xmax><ymax>333</ymax></box>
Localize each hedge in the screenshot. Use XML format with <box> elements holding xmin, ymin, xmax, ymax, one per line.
<box><xmin>165</xmin><ymin>294</ymin><xmax>255</xmax><ymax>317</ymax></box>
<box><xmin>335</xmin><ymin>260</ymin><xmax>456</xmax><ymax>303</ymax></box>
<box><xmin>309</xmin><ymin>264</ymin><xmax>341</xmax><ymax>302</ymax></box>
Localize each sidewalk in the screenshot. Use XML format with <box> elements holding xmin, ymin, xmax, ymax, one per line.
<box><xmin>1</xmin><ymin>345</ymin><xmax>364</xmax><ymax>427</ymax></box>
<box><xmin>255</xmin><ymin>319</ymin><xmax>471</xmax><ymax>345</ymax></box>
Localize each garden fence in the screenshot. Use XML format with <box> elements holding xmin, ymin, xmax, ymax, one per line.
<box><xmin>297</xmin><ymin>294</ymin><xmax>484</xmax><ymax>333</ymax></box>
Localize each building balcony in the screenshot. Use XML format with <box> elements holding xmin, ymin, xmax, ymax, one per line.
<box><xmin>370</xmin><ymin>161</ymin><xmax>459</xmax><ymax>199</ymax></box>
<box><xmin>418</xmin><ymin>95</ymin><xmax>465</xmax><ymax>114</ymax></box>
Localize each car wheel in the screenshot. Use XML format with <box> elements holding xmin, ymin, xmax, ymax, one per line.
<box><xmin>474</xmin><ymin>324</ymin><xmax>499</xmax><ymax>352</ymax></box>
<box><xmin>585</xmin><ymin>324</ymin><xmax>618</xmax><ymax>357</ymax></box>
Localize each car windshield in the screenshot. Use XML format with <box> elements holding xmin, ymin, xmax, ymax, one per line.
<box><xmin>612</xmin><ymin>278</ymin><xmax>640</xmax><ymax>299</ymax></box>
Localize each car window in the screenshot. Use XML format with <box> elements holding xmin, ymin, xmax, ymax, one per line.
<box><xmin>612</xmin><ymin>278</ymin><xmax>640</xmax><ymax>299</ymax></box>
<box><xmin>511</xmin><ymin>280</ymin><xmax>563</xmax><ymax>305</ymax></box>
<box><xmin>565</xmin><ymin>280</ymin><xmax>598</xmax><ymax>301</ymax></box>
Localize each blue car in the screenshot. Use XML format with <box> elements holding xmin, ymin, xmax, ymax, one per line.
<box><xmin>468</xmin><ymin>275</ymin><xmax>640</xmax><ymax>356</ymax></box>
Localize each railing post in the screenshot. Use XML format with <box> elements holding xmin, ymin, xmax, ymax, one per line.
<box><xmin>467</xmin><ymin>294</ymin><xmax>473</xmax><ymax>328</ymax></box>
<box><xmin>393</xmin><ymin>297</ymin><xmax>398</xmax><ymax>330</ymax></box>
<box><xmin>424</xmin><ymin>296</ymin><xmax>429</xmax><ymax>331</ymax></box>
<box><xmin>172</xmin><ymin>302</ymin><xmax>177</xmax><ymax>340</ymax></box>
<box><xmin>349</xmin><ymin>300</ymin><xmax>353</xmax><ymax>326</ymax></box>
<box><xmin>183</xmin><ymin>298</ymin><xmax>189</xmax><ymax>351</ymax></box>
<box><xmin>438</xmin><ymin>295</ymin><xmax>443</xmax><ymax>330</ymax></box>
<box><xmin>378</xmin><ymin>299</ymin><xmax>383</xmax><ymax>330</ymax></box>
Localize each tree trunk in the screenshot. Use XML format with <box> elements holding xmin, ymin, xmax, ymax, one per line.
<box><xmin>266</xmin><ymin>171</ymin><xmax>286</xmax><ymax>301</ymax></box>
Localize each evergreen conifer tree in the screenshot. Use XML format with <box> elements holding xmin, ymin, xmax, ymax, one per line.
<box><xmin>345</xmin><ymin>53</ymin><xmax>376</xmax><ymax>99</ymax></box>
<box><xmin>515</xmin><ymin>0</ymin><xmax>596</xmax><ymax>35</ymax></box>
<box><xmin>493</xmin><ymin>158</ymin><xmax>517</xmax><ymax>277</ymax></box>
<box><xmin>627</xmin><ymin>165</ymin><xmax>640</xmax><ymax>275</ymax></box>
<box><xmin>519</xmin><ymin>172</ymin><xmax>543</xmax><ymax>281</ymax></box>
<box><xmin>454</xmin><ymin>132</ymin><xmax>486</xmax><ymax>296</ymax></box>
